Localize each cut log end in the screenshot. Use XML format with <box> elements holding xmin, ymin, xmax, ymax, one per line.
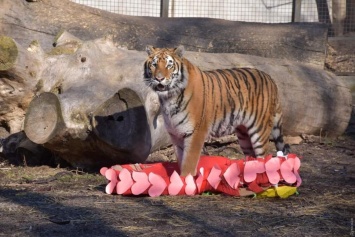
<box><xmin>24</xmin><ymin>92</ymin><xmax>64</xmax><ymax>144</ymax></box>
<box><xmin>92</xmin><ymin>88</ymin><xmax>152</xmax><ymax>161</ymax></box>
<box><xmin>0</xmin><ymin>36</ymin><xmax>18</xmax><ymax>71</ymax></box>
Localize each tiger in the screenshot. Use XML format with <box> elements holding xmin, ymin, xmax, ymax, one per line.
<box><xmin>143</xmin><ymin>45</ymin><xmax>290</xmax><ymax>177</ymax></box>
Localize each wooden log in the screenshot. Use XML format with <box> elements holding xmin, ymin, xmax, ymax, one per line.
<box><xmin>191</xmin><ymin>54</ymin><xmax>352</xmax><ymax>137</ymax></box>
<box><xmin>21</xmin><ymin>33</ymin><xmax>170</xmax><ymax>167</ymax></box>
<box><xmin>0</xmin><ymin>0</ymin><xmax>328</xmax><ymax>66</ymax></box>
<box><xmin>11</xmin><ymin>32</ymin><xmax>349</xmax><ymax>167</ymax></box>
<box><xmin>24</xmin><ymin>90</ymin><xmax>155</xmax><ymax>167</ymax></box>
<box><xmin>0</xmin><ymin>36</ymin><xmax>44</xmax><ymax>133</ymax></box>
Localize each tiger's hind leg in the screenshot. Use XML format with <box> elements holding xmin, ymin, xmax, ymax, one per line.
<box><xmin>271</xmin><ymin>112</ymin><xmax>290</xmax><ymax>155</ymax></box>
<box><xmin>236</xmin><ymin>125</ymin><xmax>261</xmax><ymax>157</ymax></box>
<box><xmin>236</xmin><ymin>123</ymin><xmax>274</xmax><ymax>158</ymax></box>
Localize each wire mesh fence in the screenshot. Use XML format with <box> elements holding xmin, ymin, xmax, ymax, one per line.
<box><xmin>72</xmin><ymin>0</ymin><xmax>354</xmax><ymax>36</ymax></box>
<box><xmin>169</xmin><ymin>1</ymin><xmax>293</xmax><ymax>22</ymax></box>
<box><xmin>73</xmin><ymin>0</ymin><xmax>161</xmax><ymax>16</ymax></box>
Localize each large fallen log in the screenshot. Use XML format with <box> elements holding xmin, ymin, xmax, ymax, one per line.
<box><xmin>1</xmin><ymin>32</ymin><xmax>350</xmax><ymax>167</ymax></box>
<box><xmin>0</xmin><ymin>35</ymin><xmax>43</xmax><ymax>134</ymax></box>
<box><xmin>0</xmin><ymin>0</ymin><xmax>328</xmax><ymax>66</ymax></box>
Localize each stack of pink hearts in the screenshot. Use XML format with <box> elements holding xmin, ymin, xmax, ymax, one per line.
<box><xmin>100</xmin><ymin>154</ymin><xmax>302</xmax><ymax>197</ymax></box>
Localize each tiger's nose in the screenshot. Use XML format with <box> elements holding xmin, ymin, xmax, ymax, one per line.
<box><xmin>155</xmin><ymin>71</ymin><xmax>165</xmax><ymax>81</ymax></box>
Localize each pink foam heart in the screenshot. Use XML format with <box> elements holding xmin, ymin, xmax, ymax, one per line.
<box><xmin>244</xmin><ymin>160</ymin><xmax>265</xmax><ymax>183</ymax></box>
<box><xmin>280</xmin><ymin>158</ymin><xmax>297</xmax><ymax>184</ymax></box>
<box><xmin>223</xmin><ymin>163</ymin><xmax>240</xmax><ymax>189</ymax></box>
<box><xmin>116</xmin><ymin>168</ymin><xmax>134</xmax><ymax>195</ymax></box>
<box><xmin>207</xmin><ymin>165</ymin><xmax>222</xmax><ymax>189</ymax></box>
<box><xmin>265</xmin><ymin>158</ymin><xmax>281</xmax><ymax>185</ymax></box>
<box><xmin>148</xmin><ymin>172</ymin><xmax>167</xmax><ymax>197</ymax></box>
<box><xmin>168</xmin><ymin>171</ymin><xmax>184</xmax><ymax>195</ymax></box>
<box><xmin>105</xmin><ymin>168</ymin><xmax>117</xmax><ymax>181</ymax></box>
<box><xmin>293</xmin><ymin>156</ymin><xmax>301</xmax><ymax>170</ymax></box>
<box><xmin>105</xmin><ymin>169</ymin><xmax>117</xmax><ymax>194</ymax></box>
<box><xmin>293</xmin><ymin>156</ymin><xmax>302</xmax><ymax>187</ymax></box>
<box><xmin>196</xmin><ymin>168</ymin><xmax>204</xmax><ymax>193</ymax></box>
<box><xmin>185</xmin><ymin>174</ymin><xmax>196</xmax><ymax>195</ymax></box>
<box><xmin>100</xmin><ymin>167</ymin><xmax>108</xmax><ymax>176</ymax></box>
<box><xmin>255</xmin><ymin>159</ymin><xmax>266</xmax><ymax>173</ymax></box>
<box><xmin>295</xmin><ymin>171</ymin><xmax>302</xmax><ymax>187</ymax></box>
<box><xmin>131</xmin><ymin>171</ymin><xmax>150</xmax><ymax>195</ymax></box>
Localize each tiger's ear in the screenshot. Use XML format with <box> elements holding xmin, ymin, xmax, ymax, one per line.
<box><xmin>174</xmin><ymin>45</ymin><xmax>185</xmax><ymax>58</ymax></box>
<box><xmin>146</xmin><ymin>45</ymin><xmax>156</xmax><ymax>55</ymax></box>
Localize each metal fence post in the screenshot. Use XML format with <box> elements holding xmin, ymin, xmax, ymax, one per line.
<box><xmin>160</xmin><ymin>0</ymin><xmax>169</xmax><ymax>17</ymax></box>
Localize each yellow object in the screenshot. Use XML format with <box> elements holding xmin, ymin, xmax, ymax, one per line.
<box><xmin>257</xmin><ymin>186</ymin><xmax>298</xmax><ymax>198</ymax></box>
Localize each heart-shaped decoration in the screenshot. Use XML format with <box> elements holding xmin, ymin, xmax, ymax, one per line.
<box><xmin>244</xmin><ymin>160</ymin><xmax>265</xmax><ymax>183</ymax></box>
<box><xmin>207</xmin><ymin>165</ymin><xmax>222</xmax><ymax>189</ymax></box>
<box><xmin>168</xmin><ymin>171</ymin><xmax>184</xmax><ymax>195</ymax></box>
<box><xmin>131</xmin><ymin>171</ymin><xmax>150</xmax><ymax>195</ymax></box>
<box><xmin>100</xmin><ymin>167</ymin><xmax>108</xmax><ymax>176</ymax></box>
<box><xmin>223</xmin><ymin>163</ymin><xmax>240</xmax><ymax>189</ymax></box>
<box><xmin>292</xmin><ymin>156</ymin><xmax>302</xmax><ymax>187</ymax></box>
<box><xmin>185</xmin><ymin>174</ymin><xmax>196</xmax><ymax>195</ymax></box>
<box><xmin>293</xmin><ymin>156</ymin><xmax>301</xmax><ymax>170</ymax></box>
<box><xmin>148</xmin><ymin>172</ymin><xmax>167</xmax><ymax>197</ymax></box>
<box><xmin>280</xmin><ymin>158</ymin><xmax>297</xmax><ymax>184</ymax></box>
<box><xmin>105</xmin><ymin>168</ymin><xmax>118</xmax><ymax>194</ymax></box>
<box><xmin>265</xmin><ymin>158</ymin><xmax>281</xmax><ymax>185</ymax></box>
<box><xmin>116</xmin><ymin>168</ymin><xmax>134</xmax><ymax>194</ymax></box>
<box><xmin>196</xmin><ymin>167</ymin><xmax>204</xmax><ymax>193</ymax></box>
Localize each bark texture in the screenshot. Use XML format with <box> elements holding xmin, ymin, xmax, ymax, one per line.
<box><xmin>0</xmin><ymin>0</ymin><xmax>328</xmax><ymax>66</ymax></box>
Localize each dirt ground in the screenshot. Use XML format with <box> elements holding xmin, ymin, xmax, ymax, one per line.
<box><xmin>0</xmin><ymin>39</ymin><xmax>355</xmax><ymax>237</ymax></box>
<box><xmin>0</xmin><ymin>129</ymin><xmax>354</xmax><ymax>237</ymax></box>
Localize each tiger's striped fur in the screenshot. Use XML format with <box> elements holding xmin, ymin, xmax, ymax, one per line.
<box><xmin>144</xmin><ymin>45</ymin><xmax>290</xmax><ymax>176</ymax></box>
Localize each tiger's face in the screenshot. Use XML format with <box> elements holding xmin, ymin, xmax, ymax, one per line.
<box><xmin>144</xmin><ymin>45</ymin><xmax>186</xmax><ymax>97</ymax></box>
